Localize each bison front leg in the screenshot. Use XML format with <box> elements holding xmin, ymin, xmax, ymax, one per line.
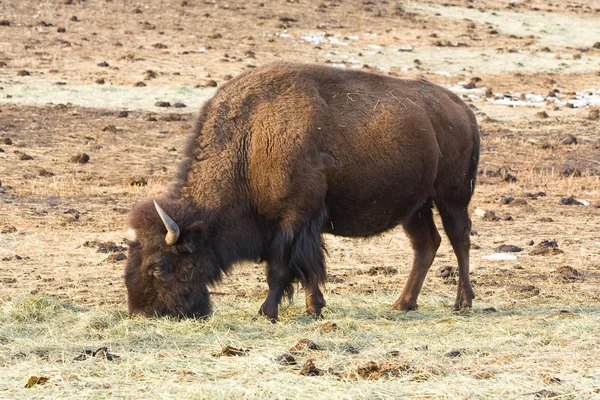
<box><xmin>259</xmin><ymin>262</ymin><xmax>294</xmax><ymax>322</ymax></box>
<box><xmin>259</xmin><ymin>213</ymin><xmax>328</xmax><ymax>321</ymax></box>
<box><xmin>304</xmin><ymin>276</ymin><xmax>326</xmax><ymax>317</ymax></box>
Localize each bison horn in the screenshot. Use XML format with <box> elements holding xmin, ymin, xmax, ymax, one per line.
<box><xmin>153</xmin><ymin>200</ymin><xmax>180</xmax><ymax>245</ymax></box>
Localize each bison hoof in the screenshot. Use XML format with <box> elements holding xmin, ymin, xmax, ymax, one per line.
<box><xmin>453</xmin><ymin>293</ymin><xmax>474</xmax><ymax>311</ymax></box>
<box><xmin>391</xmin><ymin>300</ymin><xmax>418</xmax><ymax>311</ymax></box>
<box><xmin>306</xmin><ymin>307</ymin><xmax>323</xmax><ymax>318</ymax></box>
<box><xmin>452</xmin><ymin>302</ymin><xmax>472</xmax><ymax>312</ymax></box>
<box><xmin>258</xmin><ymin>304</ymin><xmax>279</xmax><ymax>323</ymax></box>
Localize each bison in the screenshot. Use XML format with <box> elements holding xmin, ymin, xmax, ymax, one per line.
<box><xmin>125</xmin><ymin>62</ymin><xmax>480</xmax><ymax>320</ymax></box>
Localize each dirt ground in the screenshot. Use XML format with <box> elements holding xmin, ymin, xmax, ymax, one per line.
<box><xmin>1</xmin><ymin>0</ymin><xmax>600</xmax><ymax>397</ymax></box>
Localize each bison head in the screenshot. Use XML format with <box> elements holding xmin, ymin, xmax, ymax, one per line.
<box><xmin>124</xmin><ymin>198</ymin><xmax>218</xmax><ymax>318</ymax></box>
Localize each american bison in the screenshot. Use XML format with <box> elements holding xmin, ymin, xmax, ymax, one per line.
<box><xmin>125</xmin><ymin>62</ymin><xmax>480</xmax><ymax>320</ymax></box>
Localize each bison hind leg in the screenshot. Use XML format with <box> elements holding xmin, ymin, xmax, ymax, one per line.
<box><xmin>436</xmin><ymin>201</ymin><xmax>475</xmax><ymax>310</ymax></box>
<box><xmin>392</xmin><ymin>201</ymin><xmax>441</xmax><ymax>311</ymax></box>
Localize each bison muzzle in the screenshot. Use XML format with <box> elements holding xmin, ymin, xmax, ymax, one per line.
<box><xmin>125</xmin><ymin>62</ymin><xmax>480</xmax><ymax>320</ymax></box>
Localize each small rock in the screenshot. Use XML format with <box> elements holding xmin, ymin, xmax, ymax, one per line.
<box><xmin>95</xmin><ymin>78</ymin><xmax>105</xmax><ymax>85</ymax></box>
<box><xmin>530</xmin><ymin>239</ymin><xmax>563</xmax><ymax>256</ymax></box>
<box><xmin>15</xmin><ymin>152</ymin><xmax>33</xmax><ymax>160</ymax></box>
<box><xmin>69</xmin><ymin>153</ymin><xmax>90</xmax><ymax>164</ymax></box>
<box><xmin>0</xmin><ymin>20</ymin><xmax>10</xmax><ymax>26</ymax></box>
<box><xmin>495</xmin><ymin>245</ymin><xmax>522</xmax><ymax>253</ymax></box>
<box><xmin>117</xmin><ymin>111</ymin><xmax>129</xmax><ymax>118</ymax></box>
<box><xmin>17</xmin><ymin>70</ymin><xmax>30</xmax><ymax>76</ymax></box>
<box><xmin>559</xmin><ymin>196</ymin><xmax>585</xmax><ymax>205</ymax></box>
<box><xmin>435</xmin><ymin>265</ymin><xmax>456</xmax><ymax>278</ymax></box>
<box><xmin>481</xmin><ymin>210</ymin><xmax>500</xmax><ymax>221</ymax></box>
<box><xmin>152</xmin><ymin>43</ymin><xmax>168</xmax><ymax>49</ymax></box>
<box><xmin>84</xmin><ymin>240</ymin><xmax>126</xmax><ymax>253</ymax></box>
<box><xmin>319</xmin><ymin>321</ymin><xmax>338</xmax><ymax>333</ymax></box>
<box><xmin>275</xmin><ymin>353</ymin><xmax>297</xmax><ymax>365</ymax></box>
<box><xmin>155</xmin><ymin>101</ymin><xmax>171</xmax><ymax>107</ymax></box>
<box><xmin>105</xmin><ymin>253</ymin><xmax>126</xmax><ymax>262</ymax></box>
<box><xmin>70</xmin><ymin>15</ymin><xmax>79</xmax><ymax>22</ymax></box>
<box><xmin>1</xmin><ymin>138</ymin><xmax>9</xmax><ymax>145</ymax></box>
<box><xmin>503</xmin><ymin>173</ymin><xmax>517</xmax><ymax>183</ymax></box>
<box><xmin>202</xmin><ymin>79</ymin><xmax>218</xmax><ymax>87</ymax></box>
<box><xmin>445</xmin><ymin>350</ymin><xmax>463</xmax><ymax>358</ymax></box>
<box><xmin>299</xmin><ymin>359</ymin><xmax>323</xmax><ymax>376</ymax></box>
<box><xmin>588</xmin><ymin>108</ymin><xmax>599</xmax><ymax>120</ymax></box>
<box><xmin>125</xmin><ymin>177</ymin><xmax>147</xmax><ymax>186</ymax></box>
<box><xmin>134</xmin><ymin>81</ymin><xmax>147</xmax><ymax>87</ymax></box>
<box><xmin>508</xmin><ymin>284</ymin><xmax>540</xmax><ymax>296</ymax></box>
<box><xmin>556</xmin><ymin>266</ymin><xmax>583</xmax><ymax>281</ymax></box>
<box><xmin>24</xmin><ymin>376</ymin><xmax>49</xmax><ymax>388</ymax></box>
<box><xmin>173</xmin><ymin>102</ymin><xmax>186</xmax><ymax>108</ymax></box>
<box><xmin>213</xmin><ymin>346</ymin><xmax>249</xmax><ymax>357</ymax></box>
<box><xmin>102</xmin><ymin>125</ymin><xmax>119</xmax><ymax>133</ymax></box>
<box><xmin>290</xmin><ymin>339</ymin><xmax>319</xmax><ymax>353</ymax></box>
<box><xmin>97</xmin><ymin>61</ymin><xmax>109</xmax><ymax>67</ymax></box>
<box><xmin>509</xmin><ymin>198</ymin><xmax>528</xmax><ymax>206</ymax></box>
<box><xmin>1</xmin><ymin>225</ymin><xmax>17</xmax><ymax>234</ymax></box>
<box><xmin>473</xmin><ymin>371</ymin><xmax>493</xmax><ymax>380</ymax></box>
<box><xmin>559</xmin><ymin>135</ymin><xmax>577</xmax><ymax>145</ymax></box>
<box><xmin>524</xmin><ymin>191</ymin><xmax>546</xmax><ymax>199</ymax></box>
<box><xmin>74</xmin><ymin>347</ymin><xmax>120</xmax><ymax>362</ymax></box>
<box><xmin>367</xmin><ymin>266</ymin><xmax>398</xmax><ymax>276</ymax></box>
<box><xmin>500</xmin><ymin>196</ymin><xmax>513</xmax><ymax>204</ymax></box>
<box><xmin>560</xmin><ymin>166</ymin><xmax>582</xmax><ymax>177</ymax></box>
<box><xmin>527</xmin><ymin>389</ymin><xmax>558</xmax><ymax>398</ymax></box>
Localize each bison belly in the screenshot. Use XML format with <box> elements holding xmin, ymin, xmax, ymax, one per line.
<box><xmin>322</xmin><ymin>139</ymin><xmax>438</xmax><ymax>237</ymax></box>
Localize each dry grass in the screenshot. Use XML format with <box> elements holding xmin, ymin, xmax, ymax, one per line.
<box><xmin>1</xmin><ymin>293</ymin><xmax>600</xmax><ymax>398</ymax></box>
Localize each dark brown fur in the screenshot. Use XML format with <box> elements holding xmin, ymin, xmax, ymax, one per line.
<box><xmin>125</xmin><ymin>62</ymin><xmax>480</xmax><ymax>320</ymax></box>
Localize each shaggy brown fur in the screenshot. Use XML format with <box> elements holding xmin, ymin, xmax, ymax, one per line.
<box><xmin>125</xmin><ymin>62</ymin><xmax>480</xmax><ymax>320</ymax></box>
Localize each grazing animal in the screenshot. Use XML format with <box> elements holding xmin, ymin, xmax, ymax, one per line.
<box><xmin>125</xmin><ymin>62</ymin><xmax>480</xmax><ymax>320</ymax></box>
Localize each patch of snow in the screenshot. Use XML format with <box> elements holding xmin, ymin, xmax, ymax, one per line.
<box><xmin>301</xmin><ymin>34</ymin><xmax>327</xmax><ymax>44</ymax></box>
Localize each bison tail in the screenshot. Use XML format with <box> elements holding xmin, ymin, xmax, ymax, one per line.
<box><xmin>468</xmin><ymin>122</ymin><xmax>481</xmax><ymax>196</ymax></box>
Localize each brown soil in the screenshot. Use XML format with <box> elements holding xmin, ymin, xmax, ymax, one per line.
<box><xmin>1</xmin><ymin>0</ymin><xmax>599</xmax><ymax>318</ymax></box>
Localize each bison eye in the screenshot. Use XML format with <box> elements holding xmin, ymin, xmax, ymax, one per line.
<box><xmin>176</xmin><ymin>242</ymin><xmax>193</xmax><ymax>254</ymax></box>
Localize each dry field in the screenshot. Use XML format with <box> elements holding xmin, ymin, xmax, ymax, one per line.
<box><xmin>1</xmin><ymin>0</ymin><xmax>600</xmax><ymax>398</ymax></box>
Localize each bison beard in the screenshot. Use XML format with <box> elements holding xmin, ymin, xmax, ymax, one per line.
<box><xmin>124</xmin><ymin>62</ymin><xmax>480</xmax><ymax>320</ymax></box>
